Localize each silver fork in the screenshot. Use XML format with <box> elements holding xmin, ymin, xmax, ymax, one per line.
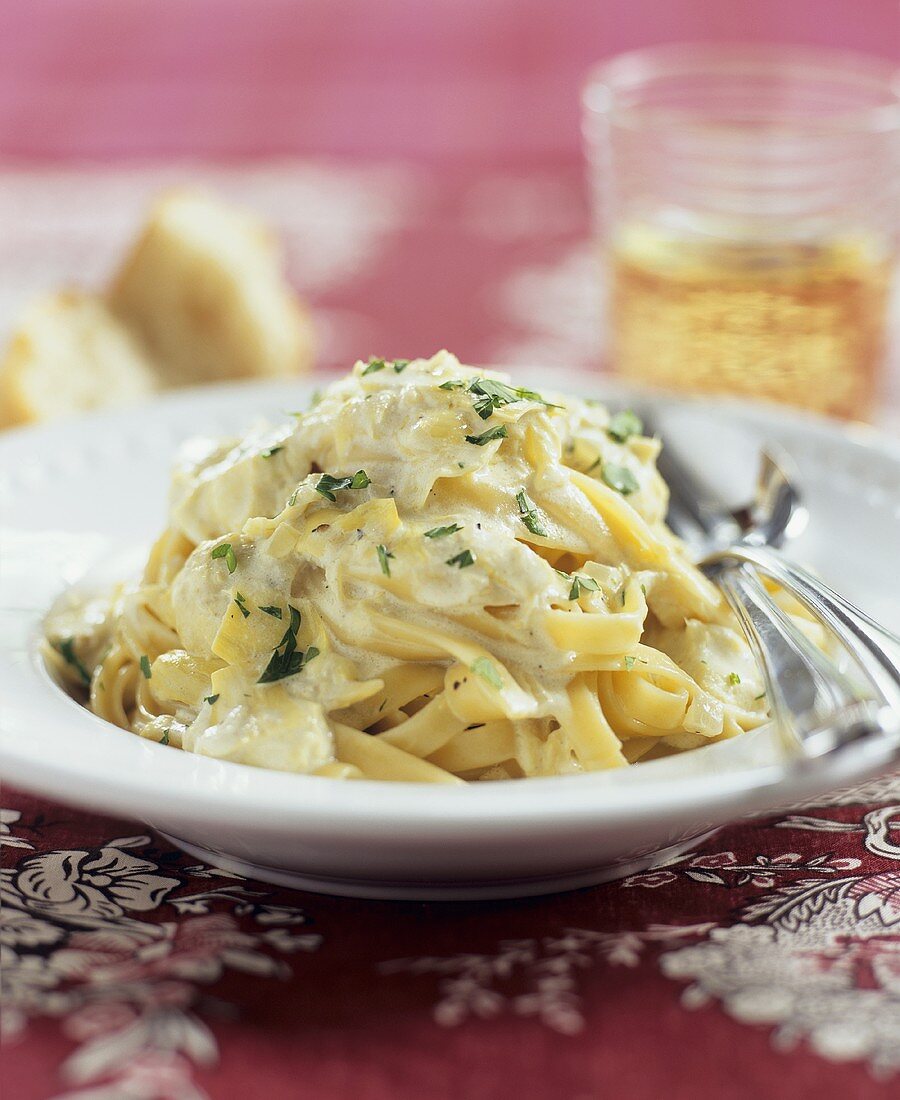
<box><xmin>650</xmin><ymin>429</ymin><xmax>900</xmax><ymax>762</ymax></box>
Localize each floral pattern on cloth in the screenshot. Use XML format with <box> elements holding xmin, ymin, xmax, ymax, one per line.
<box><xmin>382</xmin><ymin>775</ymin><xmax>900</xmax><ymax>1079</ymax></box>
<box><xmin>4</xmin><ymin>775</ymin><xmax>900</xmax><ymax>1098</ymax></box>
<box><xmin>1</xmin><ymin>810</ymin><xmax>321</xmax><ymax>1099</ymax></box>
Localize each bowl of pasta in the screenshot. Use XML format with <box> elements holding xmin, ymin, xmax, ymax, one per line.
<box><xmin>2</xmin><ymin>353</ymin><xmax>898</xmax><ymax>898</ymax></box>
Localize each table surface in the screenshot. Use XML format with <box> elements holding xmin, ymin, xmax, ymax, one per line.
<box><xmin>2</xmin><ymin>160</ymin><xmax>899</xmax><ymax>1100</ymax></box>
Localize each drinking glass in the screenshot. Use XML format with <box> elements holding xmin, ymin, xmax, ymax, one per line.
<box><xmin>583</xmin><ymin>44</ymin><xmax>900</xmax><ymax>418</ymax></box>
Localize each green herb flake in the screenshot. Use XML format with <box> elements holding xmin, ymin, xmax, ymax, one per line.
<box><xmin>261</xmin><ymin>445</ymin><xmax>283</xmax><ymax>458</ymax></box>
<box><xmin>315</xmin><ymin>470</ymin><xmax>370</xmax><ymax>501</ymax></box>
<box><xmin>287</xmin><ymin>489</ymin><xmax>300</xmax><ymax>508</ymax></box>
<box><xmin>515</xmin><ymin>489</ymin><xmax>548</xmax><ymax>537</ymax></box>
<box><xmin>234</xmin><ymin>592</ymin><xmax>251</xmax><ymax>619</ymax></box>
<box><xmin>140</xmin><ymin>655</ymin><xmax>152</xmax><ymax>679</ymax></box>
<box><xmin>258</xmin><ymin>606</ymin><xmax>316</xmax><ymax>684</ymax></box>
<box><xmin>393</xmin><ymin>358</ymin><xmax>411</xmax><ymax>373</ymax></box>
<box><xmin>601</xmin><ymin>463</ymin><xmax>640</xmax><ymax>496</ymax></box>
<box><xmin>465</xmin><ymin>424</ymin><xmax>508</xmax><ymax>447</ymax></box>
<box><xmin>446</xmin><ymin>549</ymin><xmax>476</xmax><ymax>569</ymax></box>
<box><xmin>607</xmin><ymin>410</ymin><xmax>644</xmax><ymax>443</ymax></box>
<box><xmin>377</xmin><ymin>544</ymin><xmax>394</xmax><ymax>576</ymax></box>
<box><xmin>727</xmin><ymin>672</ymin><xmax>742</xmax><ymax>686</ymax></box>
<box><xmin>424</xmin><ymin>523</ymin><xmax>463</xmax><ymax>539</ymax></box>
<box><xmin>568</xmin><ymin>574</ymin><xmax>601</xmax><ymax>600</ymax></box>
<box><xmin>439</xmin><ymin>379</ymin><xmax>467</xmax><ymax>391</ymax></box>
<box><xmin>205</xmin><ymin>694</ymin><xmax>220</xmax><ymax>705</ymax></box>
<box><xmin>54</xmin><ymin>637</ymin><xmax>91</xmax><ymax>687</ymax></box>
<box><xmin>211</xmin><ymin>542</ymin><xmax>237</xmax><ymax>573</ymax></box>
<box><xmin>160</xmin><ymin>730</ymin><xmax>170</xmax><ymax>746</ymax></box>
<box><xmin>586</xmin><ymin>455</ymin><xmax>602</xmax><ymax>474</ymax></box>
<box><xmin>362</xmin><ymin>357</ymin><xmax>387</xmax><ymax>375</ymax></box>
<box><xmin>259</xmin><ymin>605</ymin><xmax>283</xmax><ymax>619</ymax></box>
<box><xmin>623</xmin><ymin>655</ymin><xmax>636</xmax><ymax>670</ymax></box>
<box><xmin>467</xmin><ymin>377</ymin><xmax>559</xmax><ymax>420</ymax></box>
<box><xmin>471</xmin><ymin>656</ymin><xmax>503</xmax><ymax>690</ymax></box>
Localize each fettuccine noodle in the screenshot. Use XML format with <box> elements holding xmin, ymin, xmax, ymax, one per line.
<box><xmin>46</xmin><ymin>351</ymin><xmax>806</xmax><ymax>782</ymax></box>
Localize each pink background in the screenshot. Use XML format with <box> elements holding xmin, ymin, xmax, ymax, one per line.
<box><xmin>2</xmin><ymin>0</ymin><xmax>898</xmax><ymax>162</ymax></box>
<box><xmin>1</xmin><ymin>1</ymin><xmax>897</xmax><ymax>410</ymax></box>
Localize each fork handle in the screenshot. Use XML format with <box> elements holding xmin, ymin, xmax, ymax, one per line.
<box><xmin>709</xmin><ymin>561</ymin><xmax>893</xmax><ymax>758</ymax></box>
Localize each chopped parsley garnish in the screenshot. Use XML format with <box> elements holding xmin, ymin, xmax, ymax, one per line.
<box><xmin>160</xmin><ymin>730</ymin><xmax>170</xmax><ymax>746</ymax></box>
<box><xmin>467</xmin><ymin>378</ymin><xmax>559</xmax><ymax>420</ymax></box>
<box><xmin>393</xmin><ymin>359</ymin><xmax>410</xmax><ymax>373</ymax></box>
<box><xmin>568</xmin><ymin>574</ymin><xmax>601</xmax><ymax>600</ymax></box>
<box><xmin>259</xmin><ymin>605</ymin><xmax>283</xmax><ymax>619</ymax></box>
<box><xmin>446</xmin><ymin>549</ymin><xmax>476</xmax><ymax>569</ymax></box>
<box><xmin>516</xmin><ymin>490</ymin><xmax>547</xmax><ymax>537</ymax></box>
<box><xmin>465</xmin><ymin>424</ymin><xmax>508</xmax><ymax>446</ymax></box>
<box><xmin>140</xmin><ymin>655</ymin><xmax>152</xmax><ymax>679</ymax></box>
<box><xmin>439</xmin><ymin>379</ymin><xmax>467</xmax><ymax>390</ymax></box>
<box><xmin>205</xmin><ymin>694</ymin><xmax>219</xmax><ymax>705</ymax></box>
<box><xmin>601</xmin><ymin>463</ymin><xmax>639</xmax><ymax>495</ymax></box>
<box><xmin>54</xmin><ymin>637</ymin><xmax>91</xmax><ymax>687</ymax></box>
<box><xmin>258</xmin><ymin>605</ymin><xmax>318</xmax><ymax>684</ymax></box>
<box><xmin>261</xmin><ymin>446</ymin><xmax>283</xmax><ymax>458</ymax></box>
<box><xmin>362</xmin><ymin>357</ymin><xmax>387</xmax><ymax>375</ymax></box>
<box><xmin>424</xmin><ymin>523</ymin><xmax>463</xmax><ymax>539</ymax></box>
<box><xmin>211</xmin><ymin>542</ymin><xmax>237</xmax><ymax>573</ymax></box>
<box><xmin>234</xmin><ymin>592</ymin><xmax>251</xmax><ymax>619</ymax></box>
<box><xmin>623</xmin><ymin>656</ymin><xmax>636</xmax><ymax>670</ymax></box>
<box><xmin>377</xmin><ymin>544</ymin><xmax>394</xmax><ymax>576</ymax></box>
<box><xmin>471</xmin><ymin>657</ymin><xmax>502</xmax><ymax>690</ymax></box>
<box><xmin>315</xmin><ymin>469</ymin><xmax>371</xmax><ymax>501</ymax></box>
<box><xmin>586</xmin><ymin>455</ymin><xmax>602</xmax><ymax>474</ymax></box>
<box><xmin>607</xmin><ymin>410</ymin><xmax>643</xmax><ymax>443</ymax></box>
<box><xmin>754</xmin><ymin>691</ymin><xmax>767</xmax><ymax>701</ymax></box>
<box><xmin>470</xmin><ymin>379</ymin><xmax>538</xmax><ymax>419</ymax></box>
<box><xmin>727</xmin><ymin>672</ymin><xmax>742</xmax><ymax>686</ymax></box>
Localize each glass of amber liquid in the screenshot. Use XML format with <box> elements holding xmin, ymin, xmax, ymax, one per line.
<box><xmin>583</xmin><ymin>45</ymin><xmax>900</xmax><ymax>418</ymax></box>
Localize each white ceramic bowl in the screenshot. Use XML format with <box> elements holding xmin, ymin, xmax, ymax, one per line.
<box><xmin>2</xmin><ymin>373</ymin><xmax>899</xmax><ymax>899</ymax></box>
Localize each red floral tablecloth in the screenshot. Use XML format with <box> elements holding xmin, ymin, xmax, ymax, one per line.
<box><xmin>4</xmin><ymin>778</ymin><xmax>900</xmax><ymax>1100</ymax></box>
<box><xmin>2</xmin><ymin>160</ymin><xmax>899</xmax><ymax>1099</ymax></box>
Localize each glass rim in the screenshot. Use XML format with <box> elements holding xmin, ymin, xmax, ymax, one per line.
<box><xmin>583</xmin><ymin>42</ymin><xmax>900</xmax><ymax>135</ymax></box>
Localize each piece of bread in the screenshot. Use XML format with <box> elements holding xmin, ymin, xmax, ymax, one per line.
<box><xmin>107</xmin><ymin>188</ymin><xmax>313</xmax><ymax>386</ymax></box>
<box><xmin>0</xmin><ymin>290</ymin><xmax>158</xmax><ymax>428</ymax></box>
